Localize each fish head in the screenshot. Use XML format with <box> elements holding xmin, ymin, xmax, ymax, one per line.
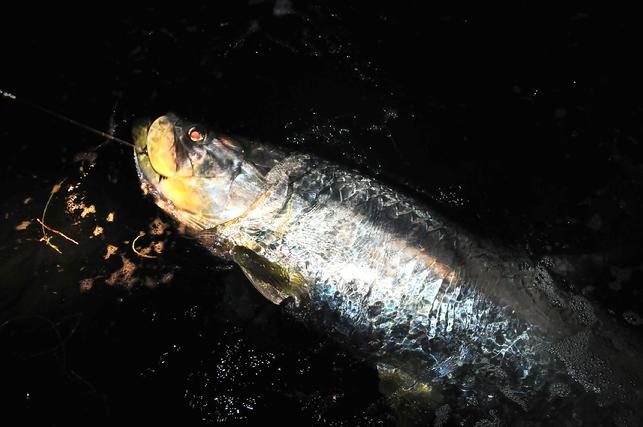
<box><xmin>134</xmin><ymin>114</ymin><xmax>274</xmax><ymax>230</ymax></box>
<box><xmin>135</xmin><ymin>115</ymin><xmax>305</xmax><ymax>306</ymax></box>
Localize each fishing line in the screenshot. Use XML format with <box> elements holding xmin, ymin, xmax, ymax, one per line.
<box><xmin>1</xmin><ymin>89</ymin><xmax>135</xmax><ymax>149</ymax></box>
<box><xmin>2</xmin><ymin>89</ymin><xmax>165</xmax><ymax>265</ymax></box>
<box><xmin>1</xmin><ymin>89</ymin><xmax>137</xmax><ymax>254</ymax></box>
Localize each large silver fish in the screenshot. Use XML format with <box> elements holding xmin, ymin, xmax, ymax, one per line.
<box><xmin>134</xmin><ymin>114</ymin><xmax>641</xmax><ymax>424</ymax></box>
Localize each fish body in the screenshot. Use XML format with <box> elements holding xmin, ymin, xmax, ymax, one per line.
<box><xmin>134</xmin><ymin>114</ymin><xmax>641</xmax><ymax>423</ymax></box>
<box><xmin>211</xmin><ymin>155</ymin><xmax>554</xmax><ymax>378</ymax></box>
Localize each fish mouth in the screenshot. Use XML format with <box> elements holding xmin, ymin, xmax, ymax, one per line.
<box><xmin>133</xmin><ymin>114</ymin><xmax>180</xmax><ymax>183</ymax></box>
<box><xmin>133</xmin><ymin>114</ymin><xmax>210</xmax><ymax>230</ymax></box>
<box><xmin>134</xmin><ymin>114</ymin><xmax>178</xmax><ymax>178</ymax></box>
<box><xmin>133</xmin><ymin>118</ymin><xmax>159</xmax><ymax>185</ymax></box>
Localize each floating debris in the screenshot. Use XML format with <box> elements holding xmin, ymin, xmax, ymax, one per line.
<box><xmin>80</xmin><ymin>205</ymin><xmax>96</xmax><ymax>218</ymax></box>
<box><xmin>92</xmin><ymin>226</ymin><xmax>104</xmax><ymax>237</ymax></box>
<box><xmin>104</xmin><ymin>244</ymin><xmax>118</xmax><ymax>260</ymax></box>
<box><xmin>73</xmin><ymin>151</ymin><xmax>98</xmax><ymax>164</ymax></box>
<box><xmin>160</xmin><ymin>271</ymin><xmax>174</xmax><ymax>284</ymax></box>
<box><xmin>79</xmin><ymin>278</ymin><xmax>94</xmax><ymax>293</ymax></box>
<box><xmin>105</xmin><ymin>255</ymin><xmax>137</xmax><ymax>288</ymax></box>
<box><xmin>15</xmin><ymin>220</ymin><xmax>31</xmax><ymax>231</ymax></box>
<box><xmin>153</xmin><ymin>240</ymin><xmax>164</xmax><ymax>254</ymax></box>
<box><xmin>65</xmin><ymin>193</ymin><xmax>83</xmax><ymax>213</ymax></box>
<box><xmin>143</xmin><ymin>276</ymin><xmax>157</xmax><ymax>289</ymax></box>
<box><xmin>132</xmin><ymin>231</ymin><xmax>158</xmax><ymax>259</ymax></box>
<box><xmin>39</xmin><ymin>179</ymin><xmax>79</xmax><ymax>253</ymax></box>
<box><xmin>150</xmin><ymin>217</ymin><xmax>167</xmax><ymax>235</ymax></box>
<box><xmin>37</xmin><ymin>219</ymin><xmax>78</xmax><ymax>244</ymax></box>
<box><xmin>66</xmin><ymin>193</ymin><xmax>96</xmax><ymax>220</ymax></box>
<box><xmin>51</xmin><ymin>182</ymin><xmax>63</xmax><ymax>195</ymax></box>
<box><xmin>106</xmin><ymin>212</ymin><xmax>115</xmax><ymax>222</ymax></box>
<box><xmin>23</xmin><ymin>197</ymin><xmax>32</xmax><ymax>205</ymax></box>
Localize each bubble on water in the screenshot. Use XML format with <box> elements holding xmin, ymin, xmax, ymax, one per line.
<box><xmin>570</xmin><ymin>295</ymin><xmax>596</xmax><ymax>326</ymax></box>
<box><xmin>273</xmin><ymin>0</ymin><xmax>294</xmax><ymax>17</ymax></box>
<box><xmin>622</xmin><ymin>311</ymin><xmax>643</xmax><ymax>326</ymax></box>
<box><xmin>613</xmin><ymin>412</ymin><xmax>639</xmax><ymax>427</ymax></box>
<box><xmin>433</xmin><ymin>404</ymin><xmax>450</xmax><ymax>427</ymax></box>
<box><xmin>382</xmin><ymin>107</ymin><xmax>398</xmax><ymax>121</ymax></box>
<box><xmin>500</xmin><ymin>385</ymin><xmax>528</xmax><ymax>411</ymax></box>
<box><xmin>433</xmin><ymin>185</ymin><xmax>468</xmax><ymax>208</ymax></box>
<box><xmin>548</xmin><ymin>382</ymin><xmax>570</xmax><ymax>398</ymax></box>
<box><xmin>183</xmin><ymin>337</ymin><xmax>277</xmax><ymax>423</ymax></box>
<box><xmin>550</xmin><ymin>331</ymin><xmax>611</xmax><ymax>395</ymax></box>
<box><xmin>533</xmin><ymin>263</ymin><xmax>566</xmax><ymax>308</ymax></box>
<box><xmin>586</xmin><ymin>213</ymin><xmax>602</xmax><ymax>230</ymax></box>
<box><xmin>473</xmin><ymin>409</ymin><xmax>500</xmax><ymax>427</ymax></box>
<box><xmin>608</xmin><ymin>266</ymin><xmax>632</xmax><ymax>291</ymax></box>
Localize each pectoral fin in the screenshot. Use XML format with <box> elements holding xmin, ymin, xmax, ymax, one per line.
<box><xmin>231</xmin><ymin>246</ymin><xmax>307</xmax><ymax>305</ymax></box>
<box><xmin>377</xmin><ymin>363</ymin><xmax>432</xmax><ymax>399</ymax></box>
<box><xmin>377</xmin><ymin>364</ymin><xmax>437</xmax><ymax>425</ymax></box>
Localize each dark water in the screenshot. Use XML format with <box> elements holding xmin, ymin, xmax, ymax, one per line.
<box><xmin>2</xmin><ymin>3</ymin><xmax>643</xmax><ymax>425</ymax></box>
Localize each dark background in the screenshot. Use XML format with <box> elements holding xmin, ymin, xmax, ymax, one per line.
<box><xmin>1</xmin><ymin>3</ymin><xmax>643</xmax><ymax>425</ymax></box>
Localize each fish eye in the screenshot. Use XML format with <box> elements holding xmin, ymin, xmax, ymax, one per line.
<box><xmin>188</xmin><ymin>126</ymin><xmax>206</xmax><ymax>142</ymax></box>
